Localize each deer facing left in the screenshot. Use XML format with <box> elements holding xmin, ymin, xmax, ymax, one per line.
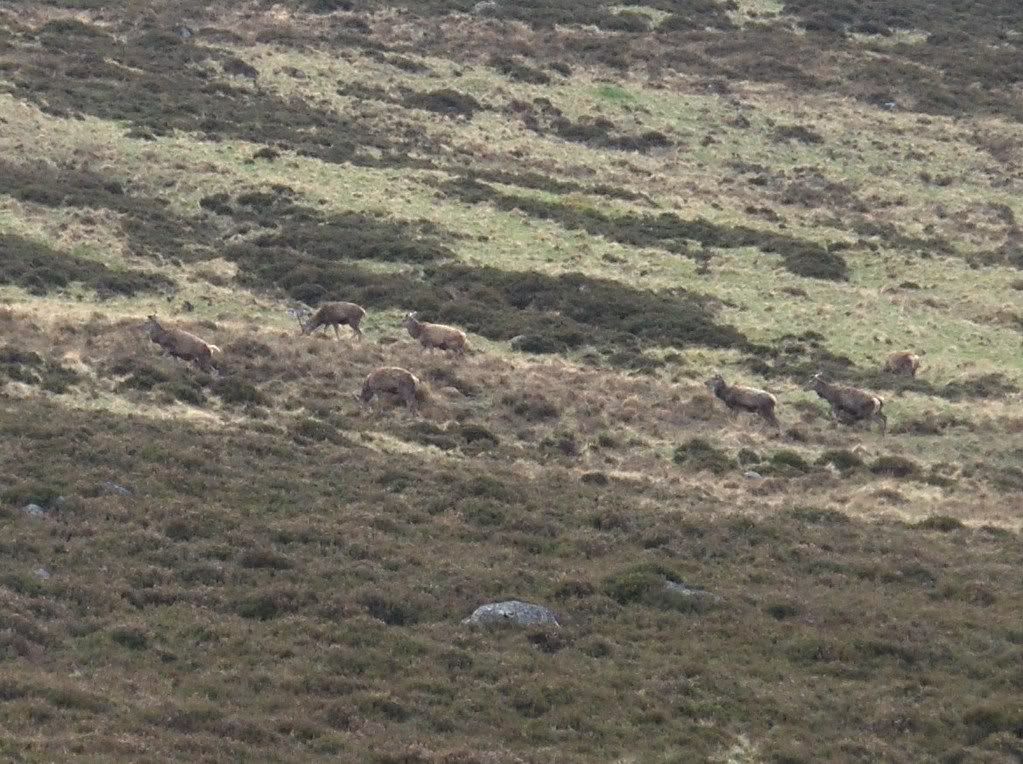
<box><xmin>293</xmin><ymin>302</ymin><xmax>367</xmax><ymax>340</ymax></box>
<box><xmin>143</xmin><ymin>315</ymin><xmax>221</xmax><ymax>374</ymax></box>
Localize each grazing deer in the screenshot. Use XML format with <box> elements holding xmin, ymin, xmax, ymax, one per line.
<box><xmin>356</xmin><ymin>367</ymin><xmax>421</xmax><ymax>414</ymax></box>
<box><xmin>143</xmin><ymin>315</ymin><xmax>220</xmax><ymax>374</ymax></box>
<box><xmin>292</xmin><ymin>302</ymin><xmax>367</xmax><ymax>340</ymax></box>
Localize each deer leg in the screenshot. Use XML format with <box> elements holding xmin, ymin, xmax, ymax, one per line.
<box><xmin>333</xmin><ymin>324</ymin><xmax>341</xmax><ymax>340</ymax></box>
<box><xmin>404</xmin><ymin>390</ymin><xmax>419</xmax><ymax>415</ymax></box>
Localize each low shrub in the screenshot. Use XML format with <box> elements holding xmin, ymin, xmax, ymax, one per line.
<box><xmin>673</xmin><ymin>438</ymin><xmax>735</xmax><ymax>474</ymax></box>
<box><xmin>488</xmin><ymin>55</ymin><xmax>551</xmax><ymax>85</ymax></box>
<box><xmin>0</xmin><ymin>234</ymin><xmax>172</xmax><ymax>296</ymax></box>
<box><xmin>816</xmin><ymin>449</ymin><xmax>864</xmax><ymax>471</ymax></box>
<box><xmin>769</xmin><ymin>450</ymin><xmax>813</xmax><ymax>474</ymax></box>
<box><xmin>401</xmin><ymin>88</ymin><xmax>483</xmax><ymax>118</ymax></box>
<box><xmin>602</xmin><ymin>564</ymin><xmax>715</xmax><ymax>614</ymax></box>
<box><xmin>914</xmin><ymin>515</ymin><xmax>964</xmax><ymax>532</ymax></box>
<box><xmin>869</xmin><ymin>455</ymin><xmax>921</xmax><ymax>478</ymax></box>
<box><xmin>213</xmin><ymin>377</ymin><xmax>268</xmax><ymax>406</ymax></box>
<box><xmin>502</xmin><ymin>391</ymin><xmax>560</xmax><ymax>421</ymax></box>
<box><xmin>540</xmin><ymin>431</ymin><xmax>580</xmax><ymax>457</ymax></box>
<box><xmin>785</xmin><ymin>506</ymin><xmax>850</xmax><ymax>525</ymax></box>
<box><xmin>0</xmin><ymin>345</ymin><xmax>81</xmax><ymax>394</ymax></box>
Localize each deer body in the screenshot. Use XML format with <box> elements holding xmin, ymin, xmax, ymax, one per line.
<box><xmin>401</xmin><ymin>312</ymin><xmax>466</xmax><ymax>354</ymax></box>
<box><xmin>144</xmin><ymin>315</ymin><xmax>220</xmax><ymax>374</ymax></box>
<box><xmin>705</xmin><ymin>374</ymin><xmax>779</xmax><ymax>428</ymax></box>
<box><xmin>809</xmin><ymin>373</ymin><xmax>886</xmax><ymax>435</ymax></box>
<box><xmin>358</xmin><ymin>367</ymin><xmax>421</xmax><ymax>414</ymax></box>
<box><xmin>884</xmin><ymin>351</ymin><xmax>922</xmax><ymax>377</ymax></box>
<box><xmin>299</xmin><ymin>302</ymin><xmax>366</xmax><ymax>340</ymax></box>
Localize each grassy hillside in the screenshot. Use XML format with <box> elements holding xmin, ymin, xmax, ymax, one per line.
<box><xmin>1</xmin><ymin>1</ymin><xmax>1022</xmax><ymax>761</ymax></box>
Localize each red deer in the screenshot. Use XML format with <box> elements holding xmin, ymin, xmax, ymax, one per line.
<box><xmin>401</xmin><ymin>312</ymin><xmax>467</xmax><ymax>354</ymax></box>
<box><xmin>294</xmin><ymin>302</ymin><xmax>366</xmax><ymax>340</ymax></box>
<box><xmin>356</xmin><ymin>367</ymin><xmax>421</xmax><ymax>414</ymax></box>
<box><xmin>143</xmin><ymin>315</ymin><xmax>220</xmax><ymax>374</ymax></box>
<box><xmin>705</xmin><ymin>374</ymin><xmax>780</xmax><ymax>428</ymax></box>
<box><xmin>808</xmin><ymin>373</ymin><xmax>886</xmax><ymax>435</ymax></box>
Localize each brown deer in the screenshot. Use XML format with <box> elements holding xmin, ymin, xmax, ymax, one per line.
<box><xmin>705</xmin><ymin>374</ymin><xmax>780</xmax><ymax>428</ymax></box>
<box><xmin>883</xmin><ymin>350</ymin><xmax>922</xmax><ymax>377</ymax></box>
<box><xmin>143</xmin><ymin>315</ymin><xmax>220</xmax><ymax>374</ymax></box>
<box><xmin>401</xmin><ymin>312</ymin><xmax>467</xmax><ymax>354</ymax></box>
<box><xmin>356</xmin><ymin>367</ymin><xmax>421</xmax><ymax>414</ymax></box>
<box><xmin>293</xmin><ymin>302</ymin><xmax>367</xmax><ymax>340</ymax></box>
<box><xmin>808</xmin><ymin>373</ymin><xmax>886</xmax><ymax>435</ymax></box>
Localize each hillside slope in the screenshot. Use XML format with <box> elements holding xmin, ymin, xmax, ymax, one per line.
<box><xmin>1</xmin><ymin>1</ymin><xmax>1022</xmax><ymax>761</ymax></box>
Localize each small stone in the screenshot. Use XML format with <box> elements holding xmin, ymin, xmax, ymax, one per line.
<box><xmin>34</xmin><ymin>568</ymin><xmax>51</xmax><ymax>580</ymax></box>
<box><xmin>743</xmin><ymin>470</ymin><xmax>763</xmax><ymax>480</ymax></box>
<box><xmin>101</xmin><ymin>481</ymin><xmax>133</xmax><ymax>497</ymax></box>
<box><xmin>463</xmin><ymin>600</ymin><xmax>560</xmax><ymax>628</ymax></box>
<box><xmin>664</xmin><ymin>581</ymin><xmax>720</xmax><ymax>601</ymax></box>
<box><xmin>21</xmin><ymin>504</ymin><xmax>45</xmax><ymax>518</ymax></box>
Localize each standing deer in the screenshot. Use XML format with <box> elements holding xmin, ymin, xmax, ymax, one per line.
<box><xmin>705</xmin><ymin>374</ymin><xmax>780</xmax><ymax>428</ymax></box>
<box><xmin>292</xmin><ymin>302</ymin><xmax>367</xmax><ymax>340</ymax></box>
<box><xmin>808</xmin><ymin>372</ymin><xmax>887</xmax><ymax>435</ymax></box>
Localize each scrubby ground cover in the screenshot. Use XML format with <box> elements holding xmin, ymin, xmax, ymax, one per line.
<box><xmin>1</xmin><ymin>0</ymin><xmax>1022</xmax><ymax>761</ymax></box>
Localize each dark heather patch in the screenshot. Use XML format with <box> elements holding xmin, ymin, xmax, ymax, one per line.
<box><xmin>0</xmin><ymin>233</ymin><xmax>172</xmax><ymax>297</ymax></box>
<box><xmin>440</xmin><ymin>176</ymin><xmax>848</xmax><ymax>280</ymax></box>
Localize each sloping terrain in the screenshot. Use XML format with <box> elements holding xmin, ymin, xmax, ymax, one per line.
<box><xmin>1</xmin><ymin>1</ymin><xmax>1022</xmax><ymax>761</ymax></box>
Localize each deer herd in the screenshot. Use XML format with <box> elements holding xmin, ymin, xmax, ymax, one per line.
<box><xmin>144</xmin><ymin>302</ymin><xmax>923</xmax><ymax>435</ymax></box>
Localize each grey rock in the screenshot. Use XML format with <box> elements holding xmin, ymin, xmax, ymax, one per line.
<box><xmin>34</xmin><ymin>568</ymin><xmax>51</xmax><ymax>580</ymax></box>
<box><xmin>743</xmin><ymin>470</ymin><xmax>763</xmax><ymax>480</ymax></box>
<box><xmin>664</xmin><ymin>581</ymin><xmax>720</xmax><ymax>601</ymax></box>
<box><xmin>463</xmin><ymin>600</ymin><xmax>560</xmax><ymax>628</ymax></box>
<box><xmin>472</xmin><ymin>0</ymin><xmax>499</xmax><ymax>16</ymax></box>
<box><xmin>21</xmin><ymin>503</ymin><xmax>46</xmax><ymax>518</ymax></box>
<box><xmin>101</xmin><ymin>481</ymin><xmax>133</xmax><ymax>497</ymax></box>
<box><xmin>174</xmin><ymin>25</ymin><xmax>194</xmax><ymax>40</ymax></box>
